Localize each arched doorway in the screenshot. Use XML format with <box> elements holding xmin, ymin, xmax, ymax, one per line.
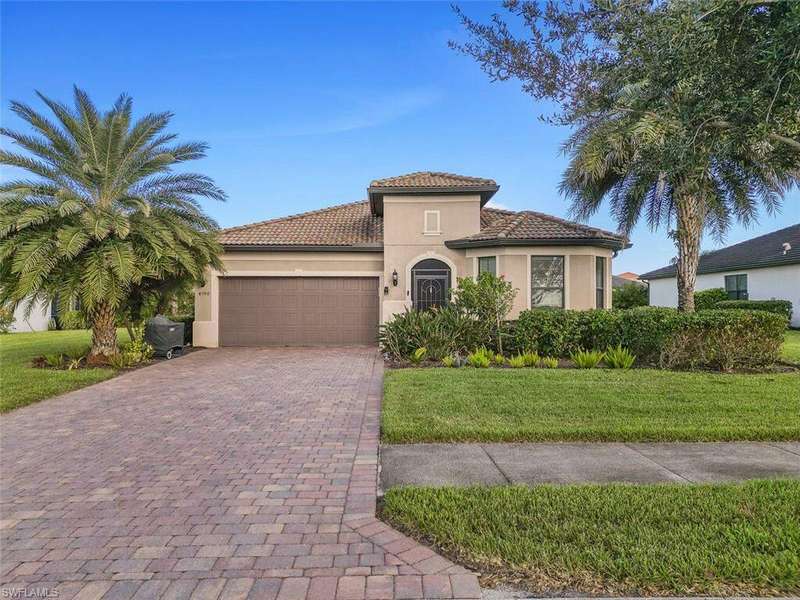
<box><xmin>411</xmin><ymin>258</ymin><xmax>451</xmax><ymax>310</ymax></box>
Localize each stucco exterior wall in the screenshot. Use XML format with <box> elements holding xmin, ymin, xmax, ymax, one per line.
<box><xmin>381</xmin><ymin>194</ymin><xmax>480</xmax><ymax>321</ymax></box>
<box><xmin>193</xmin><ymin>251</ymin><xmax>384</xmax><ymax>347</ymax></box>
<box><xmin>647</xmin><ymin>263</ymin><xmax>800</xmax><ymax>327</ymax></box>
<box><xmin>466</xmin><ymin>246</ymin><xmax>614</xmax><ymax>315</ymax></box>
<box><xmin>194</xmin><ymin>199</ymin><xmax>618</xmax><ymax>346</ymax></box>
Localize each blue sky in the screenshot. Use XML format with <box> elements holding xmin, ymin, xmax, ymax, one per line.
<box><xmin>2</xmin><ymin>1</ymin><xmax>797</xmax><ymax>274</ymax></box>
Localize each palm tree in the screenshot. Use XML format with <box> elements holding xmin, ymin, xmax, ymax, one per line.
<box><xmin>0</xmin><ymin>87</ymin><xmax>225</xmax><ymax>361</ymax></box>
<box><xmin>453</xmin><ymin>0</ymin><xmax>800</xmax><ymax>311</ymax></box>
<box><xmin>559</xmin><ymin>87</ymin><xmax>797</xmax><ymax>312</ymax></box>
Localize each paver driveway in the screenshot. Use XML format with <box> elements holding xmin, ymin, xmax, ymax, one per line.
<box><xmin>1</xmin><ymin>348</ymin><xmax>480</xmax><ymax>600</ymax></box>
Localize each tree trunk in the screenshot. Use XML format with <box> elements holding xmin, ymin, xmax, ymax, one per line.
<box><xmin>88</xmin><ymin>301</ymin><xmax>118</xmax><ymax>364</ymax></box>
<box><xmin>674</xmin><ymin>195</ymin><xmax>705</xmax><ymax>312</ymax></box>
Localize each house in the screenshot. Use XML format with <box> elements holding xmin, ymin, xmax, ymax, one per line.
<box><xmin>8</xmin><ymin>298</ymin><xmax>52</xmax><ymax>333</ymax></box>
<box><xmin>616</xmin><ymin>271</ymin><xmax>640</xmax><ymax>281</ymax></box>
<box><xmin>641</xmin><ymin>223</ymin><xmax>800</xmax><ymax>327</ymax></box>
<box><xmin>612</xmin><ymin>273</ymin><xmax>646</xmax><ymax>288</ymax></box>
<box><xmin>193</xmin><ymin>172</ymin><xmax>628</xmax><ymax>347</ymax></box>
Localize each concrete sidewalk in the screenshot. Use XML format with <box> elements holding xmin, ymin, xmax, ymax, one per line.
<box><xmin>380</xmin><ymin>442</ymin><xmax>800</xmax><ymax>489</ymax></box>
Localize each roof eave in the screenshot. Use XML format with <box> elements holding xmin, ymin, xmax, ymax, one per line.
<box><xmin>640</xmin><ymin>255</ymin><xmax>800</xmax><ymax>280</ymax></box>
<box><xmin>368</xmin><ymin>185</ymin><xmax>499</xmax><ymax>216</ymax></box>
<box><xmin>445</xmin><ymin>237</ymin><xmax>629</xmax><ymax>251</ymax></box>
<box><xmin>222</xmin><ymin>244</ymin><xmax>384</xmax><ymax>253</ymax></box>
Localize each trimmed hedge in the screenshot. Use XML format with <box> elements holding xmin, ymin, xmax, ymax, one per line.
<box><xmin>694</xmin><ymin>288</ymin><xmax>728</xmax><ymax>310</ymax></box>
<box><xmin>660</xmin><ymin>309</ymin><xmax>787</xmax><ymax>371</ymax></box>
<box><xmin>715</xmin><ymin>299</ymin><xmax>793</xmax><ymax>322</ymax></box>
<box><xmin>510</xmin><ymin>306</ymin><xmax>787</xmax><ymax>370</ymax></box>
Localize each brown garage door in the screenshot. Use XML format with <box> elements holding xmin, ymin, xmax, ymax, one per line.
<box><xmin>219</xmin><ymin>277</ymin><xmax>379</xmax><ymax>346</ymax></box>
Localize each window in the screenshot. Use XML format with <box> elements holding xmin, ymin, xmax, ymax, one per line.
<box><xmin>478</xmin><ymin>256</ymin><xmax>496</xmax><ymax>277</ymax></box>
<box><xmin>724</xmin><ymin>274</ymin><xmax>748</xmax><ymax>300</ymax></box>
<box><xmin>595</xmin><ymin>256</ymin><xmax>606</xmax><ymax>308</ymax></box>
<box><xmin>423</xmin><ymin>210</ymin><xmax>440</xmax><ymax>234</ymax></box>
<box><xmin>531</xmin><ymin>256</ymin><xmax>564</xmax><ymax>308</ymax></box>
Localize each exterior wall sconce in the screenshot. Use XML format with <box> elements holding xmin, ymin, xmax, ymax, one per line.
<box><xmin>391</xmin><ymin>270</ymin><xmax>398</xmax><ymax>286</ymax></box>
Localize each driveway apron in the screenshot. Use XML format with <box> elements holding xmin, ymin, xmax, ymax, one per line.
<box><xmin>1</xmin><ymin>347</ymin><xmax>480</xmax><ymax>599</ymax></box>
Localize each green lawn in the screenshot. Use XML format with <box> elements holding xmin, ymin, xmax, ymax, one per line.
<box><xmin>0</xmin><ymin>329</ymin><xmax>130</xmax><ymax>413</ymax></box>
<box><xmin>783</xmin><ymin>329</ymin><xmax>800</xmax><ymax>363</ymax></box>
<box><xmin>382</xmin><ymin>481</ymin><xmax>800</xmax><ymax>596</ymax></box>
<box><xmin>383</xmin><ymin>367</ymin><xmax>800</xmax><ymax>442</ymax></box>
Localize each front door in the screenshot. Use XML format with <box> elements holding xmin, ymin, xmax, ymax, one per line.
<box><xmin>411</xmin><ymin>259</ymin><xmax>451</xmax><ymax>311</ymax></box>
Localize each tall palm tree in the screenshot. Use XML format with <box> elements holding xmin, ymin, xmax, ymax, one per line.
<box><xmin>0</xmin><ymin>87</ymin><xmax>225</xmax><ymax>361</ymax></box>
<box><xmin>454</xmin><ymin>0</ymin><xmax>800</xmax><ymax>311</ymax></box>
<box><xmin>560</xmin><ymin>82</ymin><xmax>797</xmax><ymax>311</ymax></box>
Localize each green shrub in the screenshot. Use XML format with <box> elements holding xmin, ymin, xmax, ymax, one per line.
<box><xmin>510</xmin><ymin>308</ymin><xmax>584</xmax><ymax>357</ymax></box>
<box><xmin>467</xmin><ymin>347</ymin><xmax>492</xmax><ymax>368</ymax></box>
<box><xmin>0</xmin><ymin>306</ymin><xmax>13</xmax><ymax>333</ymax></box>
<box><xmin>44</xmin><ymin>353</ymin><xmax>64</xmax><ymax>368</ymax></box>
<box><xmin>512</xmin><ymin>306</ymin><xmax>783</xmax><ymax>370</ymax></box>
<box><xmin>694</xmin><ymin>288</ymin><xmax>728</xmax><ymax>310</ymax></box>
<box><xmin>570</xmin><ymin>349</ymin><xmax>605</xmax><ymax>368</ymax></box>
<box><xmin>573</xmin><ymin>309</ymin><xmax>621</xmax><ymax>351</ymax></box>
<box><xmin>507</xmin><ymin>354</ymin><xmax>527</xmax><ymax>368</ymax></box>
<box><xmin>108</xmin><ymin>353</ymin><xmax>131</xmax><ymax>370</ymax></box>
<box><xmin>58</xmin><ymin>310</ymin><xmax>87</xmax><ymax>330</ymax></box>
<box><xmin>539</xmin><ymin>356</ymin><xmax>559</xmax><ymax>368</ymax></box>
<box><xmin>442</xmin><ymin>356</ymin><xmax>455</xmax><ymax>368</ymax></box>
<box><xmin>715</xmin><ymin>299</ymin><xmax>792</xmax><ymax>322</ymax></box>
<box><xmin>409</xmin><ymin>347</ymin><xmax>428</xmax><ymax>364</ymax></box>
<box><xmin>604</xmin><ymin>345</ymin><xmax>636</xmax><ymax>369</ymax></box>
<box><xmin>612</xmin><ymin>283</ymin><xmax>648</xmax><ymax>309</ymax></box>
<box><xmin>521</xmin><ymin>352</ymin><xmax>540</xmax><ymax>367</ymax></box>
<box><xmin>660</xmin><ymin>309</ymin><xmax>787</xmax><ymax>371</ymax></box>
<box><xmin>615</xmin><ymin>307</ymin><xmax>681</xmax><ymax>362</ymax></box>
<box><xmin>109</xmin><ymin>339</ymin><xmax>154</xmax><ymax>369</ymax></box>
<box><xmin>493</xmin><ymin>353</ymin><xmax>506</xmax><ymax>366</ymax></box>
<box><xmin>451</xmin><ymin>273</ymin><xmax>517</xmax><ymax>354</ymax></box>
<box><xmin>379</xmin><ymin>306</ymin><xmax>487</xmax><ymax>360</ymax></box>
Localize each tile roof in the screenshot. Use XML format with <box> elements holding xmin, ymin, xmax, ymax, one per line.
<box><xmin>613</xmin><ymin>275</ymin><xmax>646</xmax><ymax>288</ymax></box>
<box><xmin>446</xmin><ymin>210</ymin><xmax>628</xmax><ymax>250</ymax></box>
<box><xmin>369</xmin><ymin>171</ymin><xmax>497</xmax><ymax>189</ymax></box>
<box><xmin>219</xmin><ymin>201</ymin><xmax>382</xmax><ymax>248</ymax></box>
<box><xmin>640</xmin><ymin>223</ymin><xmax>800</xmax><ymax>280</ymax></box>
<box><xmin>218</xmin><ymin>201</ymin><xmax>627</xmax><ymax>251</ymax></box>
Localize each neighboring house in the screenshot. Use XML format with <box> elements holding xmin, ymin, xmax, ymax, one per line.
<box><xmin>612</xmin><ymin>273</ymin><xmax>646</xmax><ymax>288</ymax></box>
<box><xmin>194</xmin><ymin>172</ymin><xmax>628</xmax><ymax>347</ymax></box>
<box><xmin>9</xmin><ymin>298</ymin><xmax>52</xmax><ymax>333</ymax></box>
<box><xmin>641</xmin><ymin>223</ymin><xmax>800</xmax><ymax>327</ymax></box>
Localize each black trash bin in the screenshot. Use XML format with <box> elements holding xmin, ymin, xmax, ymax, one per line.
<box><xmin>144</xmin><ymin>315</ymin><xmax>185</xmax><ymax>359</ymax></box>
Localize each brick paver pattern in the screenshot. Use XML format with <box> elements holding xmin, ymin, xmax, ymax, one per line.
<box><xmin>1</xmin><ymin>348</ymin><xmax>480</xmax><ymax>599</ymax></box>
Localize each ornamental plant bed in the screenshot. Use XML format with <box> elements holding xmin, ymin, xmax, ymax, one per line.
<box><xmin>382</xmin><ymin>306</ymin><xmax>789</xmax><ymax>372</ymax></box>
<box><xmin>31</xmin><ymin>344</ymin><xmax>198</xmax><ymax>371</ymax></box>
